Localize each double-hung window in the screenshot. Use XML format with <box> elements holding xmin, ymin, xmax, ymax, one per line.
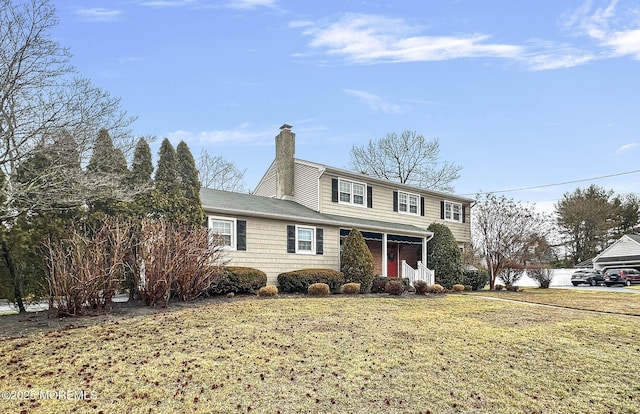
<box><xmin>287</xmin><ymin>225</ymin><xmax>323</xmax><ymax>254</ymax></box>
<box><xmin>338</xmin><ymin>178</ymin><xmax>366</xmax><ymax>207</ymax></box>
<box><xmin>397</xmin><ymin>191</ymin><xmax>419</xmax><ymax>215</ymax></box>
<box><xmin>444</xmin><ymin>201</ymin><xmax>462</xmax><ymax>222</ymax></box>
<box><xmin>208</xmin><ymin>216</ymin><xmax>246</xmax><ymax>251</ymax></box>
<box><xmin>210</xmin><ymin>218</ymin><xmax>234</xmax><ymax>247</ymax></box>
<box><xmin>296</xmin><ymin>226</ymin><xmax>314</xmax><ymax>253</ymax></box>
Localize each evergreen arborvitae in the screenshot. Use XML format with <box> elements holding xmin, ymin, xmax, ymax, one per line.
<box><xmin>427</xmin><ymin>223</ymin><xmax>463</xmax><ymax>289</ymax></box>
<box><xmin>130</xmin><ymin>138</ymin><xmax>154</xmax><ymax>186</ymax></box>
<box><xmin>340</xmin><ymin>228</ymin><xmax>375</xmax><ymax>293</ymax></box>
<box><xmin>176</xmin><ymin>141</ymin><xmax>205</xmax><ymax>226</ymax></box>
<box><xmin>86</xmin><ymin>129</ymin><xmax>129</xmax><ymax>217</ymax></box>
<box><xmin>152</xmin><ymin>138</ymin><xmax>185</xmax><ymax>222</ymax></box>
<box><xmin>88</xmin><ymin>129</ymin><xmax>127</xmax><ymax>174</ymax></box>
<box><xmin>127</xmin><ymin>138</ymin><xmax>154</xmax><ymax>219</ymax></box>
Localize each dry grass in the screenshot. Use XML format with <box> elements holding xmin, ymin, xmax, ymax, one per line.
<box><xmin>1</xmin><ymin>295</ymin><xmax>639</xmax><ymax>413</ymax></box>
<box><xmin>469</xmin><ymin>287</ymin><xmax>640</xmax><ymax>316</ymax></box>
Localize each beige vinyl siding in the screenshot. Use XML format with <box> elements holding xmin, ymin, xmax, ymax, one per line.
<box><xmin>212</xmin><ymin>214</ymin><xmax>340</xmax><ymax>285</ymax></box>
<box><xmin>253</xmin><ymin>161</ymin><xmax>321</xmax><ymax>211</ymax></box>
<box><xmin>318</xmin><ymin>175</ymin><xmax>472</xmax><ymax>244</ymax></box>
<box><xmin>253</xmin><ymin>163</ymin><xmax>276</xmax><ymax>197</ymax></box>
<box><xmin>292</xmin><ymin>162</ymin><xmax>321</xmax><ymax>211</ymax></box>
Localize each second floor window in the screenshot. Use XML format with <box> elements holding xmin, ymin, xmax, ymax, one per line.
<box><xmin>398</xmin><ymin>191</ymin><xmax>419</xmax><ymax>215</ymax></box>
<box><xmin>444</xmin><ymin>201</ymin><xmax>462</xmax><ymax>222</ymax></box>
<box><xmin>339</xmin><ymin>179</ymin><xmax>366</xmax><ymax>206</ymax></box>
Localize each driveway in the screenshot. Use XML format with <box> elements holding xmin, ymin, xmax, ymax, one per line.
<box><xmin>552</xmin><ymin>285</ymin><xmax>640</xmax><ymax>293</ymax></box>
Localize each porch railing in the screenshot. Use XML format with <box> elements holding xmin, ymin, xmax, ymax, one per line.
<box><xmin>401</xmin><ymin>260</ymin><xmax>435</xmax><ymax>285</ymax></box>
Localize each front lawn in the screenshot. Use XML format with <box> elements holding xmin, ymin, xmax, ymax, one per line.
<box><xmin>469</xmin><ymin>287</ymin><xmax>640</xmax><ymax>316</ymax></box>
<box><xmin>1</xmin><ymin>294</ymin><xmax>639</xmax><ymax>413</ymax></box>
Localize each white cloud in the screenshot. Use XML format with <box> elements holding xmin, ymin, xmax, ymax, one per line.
<box><xmin>76</xmin><ymin>8</ymin><xmax>123</xmax><ymax>22</ymax></box>
<box><xmin>344</xmin><ymin>89</ymin><xmax>402</xmax><ymax>114</ymax></box>
<box><xmin>167</xmin><ymin>124</ymin><xmax>275</xmax><ymax>145</ymax></box>
<box><xmin>616</xmin><ymin>143</ymin><xmax>639</xmax><ymax>154</ymax></box>
<box><xmin>605</xmin><ymin>29</ymin><xmax>640</xmax><ymax>58</ymax></box>
<box><xmin>563</xmin><ymin>0</ymin><xmax>640</xmax><ymax>59</ymax></box>
<box><xmin>296</xmin><ymin>14</ymin><xmax>522</xmax><ymax>64</ymax></box>
<box><xmin>225</xmin><ymin>0</ymin><xmax>277</xmax><ymax>10</ymax></box>
<box><xmin>139</xmin><ymin>0</ymin><xmax>197</xmax><ymax>7</ymax></box>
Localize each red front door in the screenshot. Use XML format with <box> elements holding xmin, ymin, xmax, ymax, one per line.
<box><xmin>387</xmin><ymin>244</ymin><xmax>398</xmax><ymax>277</ymax></box>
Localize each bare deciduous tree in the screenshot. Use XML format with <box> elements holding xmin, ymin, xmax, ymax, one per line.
<box><xmin>349</xmin><ymin>130</ymin><xmax>461</xmax><ymax>192</ymax></box>
<box><xmin>1</xmin><ymin>0</ymin><xmax>134</xmax><ymax>220</ymax></box>
<box><xmin>472</xmin><ymin>193</ymin><xmax>551</xmax><ymax>289</ymax></box>
<box><xmin>198</xmin><ymin>149</ymin><xmax>247</xmax><ymax>192</ymax></box>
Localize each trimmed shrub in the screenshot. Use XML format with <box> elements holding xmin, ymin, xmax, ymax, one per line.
<box><xmin>308</xmin><ymin>283</ymin><xmax>330</xmax><ymax>296</ymax></box>
<box><xmin>495</xmin><ymin>284</ymin><xmax>505</xmax><ymax>291</ymax></box>
<box><xmin>210</xmin><ymin>266</ymin><xmax>267</xmax><ymax>295</ymax></box>
<box><xmin>341</xmin><ymin>228</ymin><xmax>375</xmax><ymax>293</ymax></box>
<box><xmin>384</xmin><ymin>280</ymin><xmax>405</xmax><ymax>295</ymax></box>
<box><xmin>427</xmin><ymin>223</ymin><xmax>463</xmax><ymax>289</ymax></box>
<box><xmin>277</xmin><ymin>269</ymin><xmax>344</xmax><ymax>293</ymax></box>
<box><xmin>371</xmin><ymin>277</ymin><xmax>410</xmax><ymax>293</ymax></box>
<box><xmin>463</xmin><ymin>270</ymin><xmax>489</xmax><ymax>291</ymax></box>
<box><xmin>340</xmin><ymin>283</ymin><xmax>361</xmax><ymax>295</ymax></box>
<box><xmin>427</xmin><ymin>284</ymin><xmax>445</xmax><ymax>294</ymax></box>
<box><xmin>414</xmin><ymin>280</ymin><xmax>429</xmax><ymax>295</ymax></box>
<box><xmin>258</xmin><ymin>285</ymin><xmax>278</xmax><ymax>297</ymax></box>
<box><xmin>464</xmin><ymin>285</ymin><xmax>472</xmax><ymax>292</ymax></box>
<box><xmin>506</xmin><ymin>285</ymin><xmax>520</xmax><ymax>292</ymax></box>
<box><xmin>452</xmin><ymin>284</ymin><xmax>465</xmax><ymax>292</ymax></box>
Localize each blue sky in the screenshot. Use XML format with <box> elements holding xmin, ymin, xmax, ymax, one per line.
<box><xmin>50</xmin><ymin>0</ymin><xmax>640</xmax><ymax>211</ymax></box>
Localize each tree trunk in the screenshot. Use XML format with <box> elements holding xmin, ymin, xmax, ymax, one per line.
<box><xmin>1</xmin><ymin>241</ymin><xmax>26</xmax><ymax>313</ymax></box>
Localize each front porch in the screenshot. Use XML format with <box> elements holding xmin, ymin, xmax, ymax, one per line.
<box><xmin>340</xmin><ymin>229</ymin><xmax>435</xmax><ymax>285</ymax></box>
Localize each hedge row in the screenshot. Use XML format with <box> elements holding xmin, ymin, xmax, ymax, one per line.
<box><xmin>277</xmin><ymin>269</ymin><xmax>345</xmax><ymax>293</ymax></box>
<box><xmin>209</xmin><ymin>266</ymin><xmax>267</xmax><ymax>294</ymax></box>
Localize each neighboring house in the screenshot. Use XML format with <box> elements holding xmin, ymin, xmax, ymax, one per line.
<box><xmin>593</xmin><ymin>234</ymin><xmax>640</xmax><ymax>271</ymax></box>
<box><xmin>201</xmin><ymin>125</ymin><xmax>474</xmax><ymax>285</ymax></box>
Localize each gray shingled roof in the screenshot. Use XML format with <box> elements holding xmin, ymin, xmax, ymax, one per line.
<box><xmin>200</xmin><ymin>188</ymin><xmax>431</xmax><ymax>237</ymax></box>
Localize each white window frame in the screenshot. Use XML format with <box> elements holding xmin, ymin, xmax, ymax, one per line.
<box><xmin>208</xmin><ymin>216</ymin><xmax>237</xmax><ymax>250</ymax></box>
<box><xmin>338</xmin><ymin>178</ymin><xmax>367</xmax><ymax>207</ymax></box>
<box><xmin>296</xmin><ymin>225</ymin><xmax>315</xmax><ymax>254</ymax></box>
<box><xmin>398</xmin><ymin>191</ymin><xmax>420</xmax><ymax>215</ymax></box>
<box><xmin>444</xmin><ymin>201</ymin><xmax>463</xmax><ymax>223</ymax></box>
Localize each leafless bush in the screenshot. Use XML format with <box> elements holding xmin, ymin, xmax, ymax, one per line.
<box><xmin>527</xmin><ymin>265</ymin><xmax>553</xmax><ymax>289</ymax></box>
<box><xmin>44</xmin><ymin>217</ymin><xmax>134</xmax><ymax>316</ymax></box>
<box><xmin>498</xmin><ymin>261</ymin><xmax>525</xmax><ymax>288</ymax></box>
<box><xmin>138</xmin><ymin>220</ymin><xmax>226</xmax><ymax>306</ymax></box>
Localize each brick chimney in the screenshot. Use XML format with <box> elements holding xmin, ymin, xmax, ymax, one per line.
<box><xmin>275</xmin><ymin>124</ymin><xmax>295</xmax><ymax>199</ymax></box>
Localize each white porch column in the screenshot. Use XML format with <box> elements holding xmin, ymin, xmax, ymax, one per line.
<box><xmin>422</xmin><ymin>235</ymin><xmax>428</xmax><ymax>268</ymax></box>
<box><xmin>382</xmin><ymin>233</ymin><xmax>388</xmax><ymax>277</ymax></box>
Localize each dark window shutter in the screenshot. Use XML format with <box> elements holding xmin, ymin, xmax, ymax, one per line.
<box><xmin>367</xmin><ymin>186</ymin><xmax>373</xmax><ymax>208</ymax></box>
<box><xmin>393</xmin><ymin>191</ymin><xmax>398</xmax><ymax>212</ymax></box>
<box><xmin>316</xmin><ymin>228</ymin><xmax>323</xmax><ymax>255</ymax></box>
<box><xmin>462</xmin><ymin>206</ymin><xmax>466</xmax><ymax>223</ymax></box>
<box><xmin>331</xmin><ymin>178</ymin><xmax>338</xmax><ymax>202</ymax></box>
<box><xmin>236</xmin><ymin>220</ymin><xmax>246</xmax><ymax>251</ymax></box>
<box><xmin>287</xmin><ymin>225</ymin><xmax>296</xmax><ymax>253</ymax></box>
<box><xmin>440</xmin><ymin>201</ymin><xmax>445</xmax><ymax>219</ymax></box>
<box><xmin>420</xmin><ymin>197</ymin><xmax>425</xmax><ymax>216</ymax></box>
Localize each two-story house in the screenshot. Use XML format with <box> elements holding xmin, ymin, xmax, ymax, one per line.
<box><xmin>200</xmin><ymin>125</ymin><xmax>474</xmax><ymax>286</ymax></box>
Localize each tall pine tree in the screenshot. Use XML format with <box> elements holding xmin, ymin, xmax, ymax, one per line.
<box><xmin>176</xmin><ymin>141</ymin><xmax>205</xmax><ymax>226</ymax></box>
